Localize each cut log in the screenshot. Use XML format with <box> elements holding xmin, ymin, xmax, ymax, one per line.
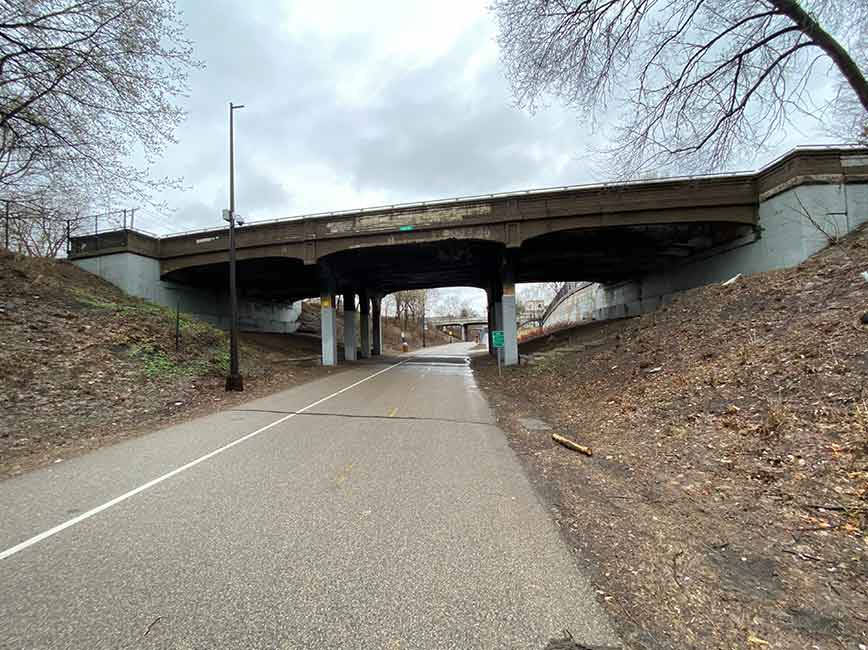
<box><xmin>552</xmin><ymin>433</ymin><xmax>593</xmax><ymax>456</ymax></box>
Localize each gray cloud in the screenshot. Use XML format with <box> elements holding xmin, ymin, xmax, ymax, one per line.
<box><xmin>147</xmin><ymin>1</ymin><xmax>606</xmax><ymax>233</ymax></box>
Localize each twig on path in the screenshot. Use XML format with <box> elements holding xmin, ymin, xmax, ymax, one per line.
<box><xmin>144</xmin><ymin>616</ymin><xmax>162</xmax><ymax>637</ymax></box>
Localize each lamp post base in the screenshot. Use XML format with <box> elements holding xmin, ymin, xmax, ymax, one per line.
<box><xmin>225</xmin><ymin>373</ymin><xmax>244</xmax><ymax>392</ymax></box>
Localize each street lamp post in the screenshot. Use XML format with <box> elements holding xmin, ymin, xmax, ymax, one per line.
<box><xmin>225</xmin><ymin>101</ymin><xmax>245</xmax><ymax>392</ymax></box>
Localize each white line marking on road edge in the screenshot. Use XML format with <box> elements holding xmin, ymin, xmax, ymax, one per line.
<box><xmin>0</xmin><ymin>359</ymin><xmax>410</xmax><ymax>561</ymax></box>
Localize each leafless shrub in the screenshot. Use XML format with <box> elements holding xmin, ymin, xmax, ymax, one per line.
<box><xmin>760</xmin><ymin>395</ymin><xmax>793</xmax><ymax>436</ymax></box>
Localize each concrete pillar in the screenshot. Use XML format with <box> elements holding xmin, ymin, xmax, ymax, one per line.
<box><xmin>359</xmin><ymin>291</ymin><xmax>371</xmax><ymax>358</ymax></box>
<box><xmin>492</xmin><ymin>280</ymin><xmax>504</xmax><ymax>358</ymax></box>
<box><xmin>371</xmin><ymin>295</ymin><xmax>382</xmax><ymax>356</ymax></box>
<box><xmin>319</xmin><ymin>266</ymin><xmax>337</xmax><ymax>367</ymax></box>
<box><xmin>501</xmin><ymin>257</ymin><xmax>518</xmax><ymax>366</ymax></box>
<box><xmin>486</xmin><ymin>289</ymin><xmax>495</xmax><ymax>356</ymax></box>
<box><xmin>461</xmin><ymin>324</ymin><xmax>467</xmax><ymax>342</ymax></box>
<box><xmin>343</xmin><ymin>291</ymin><xmax>357</xmax><ymax>361</ymax></box>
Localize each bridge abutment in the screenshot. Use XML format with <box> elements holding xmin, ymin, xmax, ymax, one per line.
<box><xmin>542</xmin><ymin>180</ymin><xmax>868</xmax><ymax>331</ymax></box>
<box><xmin>71</xmin><ymin>252</ymin><xmax>302</xmax><ymax>333</ymax></box>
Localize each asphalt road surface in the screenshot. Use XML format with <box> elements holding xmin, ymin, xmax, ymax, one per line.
<box><xmin>0</xmin><ymin>342</ymin><xmax>619</xmax><ymax>649</ymax></box>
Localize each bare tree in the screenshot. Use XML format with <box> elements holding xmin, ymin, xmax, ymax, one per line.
<box><xmin>493</xmin><ymin>0</ymin><xmax>868</xmax><ymax>174</ymax></box>
<box><xmin>0</xmin><ymin>0</ymin><xmax>200</xmax><ymax>203</ymax></box>
<box><xmin>457</xmin><ymin>300</ymin><xmax>481</xmax><ymax>318</ymax></box>
<box><xmin>826</xmin><ymin>18</ymin><xmax>868</xmax><ymax>145</ymax></box>
<box><xmin>392</xmin><ymin>290</ymin><xmax>428</xmax><ymax>331</ymax></box>
<box><xmin>2</xmin><ymin>174</ymin><xmax>100</xmax><ymax>255</ymax></box>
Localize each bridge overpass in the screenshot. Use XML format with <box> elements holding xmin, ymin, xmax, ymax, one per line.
<box><xmin>428</xmin><ymin>311</ymin><xmax>542</xmax><ymax>341</ymax></box>
<box><xmin>69</xmin><ymin>147</ymin><xmax>868</xmax><ymax>366</ymax></box>
<box><xmin>427</xmin><ymin>316</ymin><xmax>488</xmax><ymax>342</ymax></box>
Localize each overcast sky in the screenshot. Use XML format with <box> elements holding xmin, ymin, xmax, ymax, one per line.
<box><xmin>139</xmin><ymin>0</ymin><xmax>838</xmax><ymax>313</ymax></box>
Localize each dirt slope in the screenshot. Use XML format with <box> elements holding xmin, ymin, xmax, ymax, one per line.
<box><xmin>0</xmin><ymin>252</ymin><xmax>335</xmax><ymax>478</ymax></box>
<box><xmin>475</xmin><ymin>228</ymin><xmax>867</xmax><ymax>649</ymax></box>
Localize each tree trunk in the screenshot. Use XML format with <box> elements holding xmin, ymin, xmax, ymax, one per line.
<box><xmin>769</xmin><ymin>0</ymin><xmax>868</xmax><ymax>113</ymax></box>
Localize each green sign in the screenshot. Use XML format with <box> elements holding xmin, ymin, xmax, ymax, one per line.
<box><xmin>491</xmin><ymin>330</ymin><xmax>505</xmax><ymax>348</ymax></box>
<box><xmin>399</xmin><ymin>225</ymin><xmax>415</xmax><ymax>231</ymax></box>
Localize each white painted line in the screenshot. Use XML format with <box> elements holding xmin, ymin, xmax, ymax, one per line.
<box><xmin>0</xmin><ymin>359</ymin><xmax>409</xmax><ymax>561</ymax></box>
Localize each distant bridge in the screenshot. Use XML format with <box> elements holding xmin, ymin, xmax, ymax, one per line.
<box><xmin>427</xmin><ymin>316</ymin><xmax>488</xmax><ymax>342</ymax></box>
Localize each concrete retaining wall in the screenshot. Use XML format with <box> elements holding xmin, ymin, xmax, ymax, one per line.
<box><xmin>73</xmin><ymin>252</ymin><xmax>302</xmax><ymax>333</ymax></box>
<box><xmin>544</xmin><ymin>182</ymin><xmax>868</xmax><ymax>329</ymax></box>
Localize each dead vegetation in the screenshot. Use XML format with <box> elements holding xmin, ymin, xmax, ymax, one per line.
<box><xmin>0</xmin><ymin>252</ymin><xmax>335</xmax><ymax>478</ymax></box>
<box><xmin>475</xmin><ymin>226</ymin><xmax>868</xmax><ymax>649</ymax></box>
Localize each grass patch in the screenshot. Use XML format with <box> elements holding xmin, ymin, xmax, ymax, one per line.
<box><xmin>130</xmin><ymin>341</ymin><xmax>231</xmax><ymax>379</ymax></box>
<box><xmin>130</xmin><ymin>344</ymin><xmax>184</xmax><ymax>378</ymax></box>
<box><xmin>71</xmin><ymin>287</ymin><xmax>121</xmax><ymax>310</ymax></box>
<box><xmin>72</xmin><ymin>288</ymin><xmax>163</xmax><ymax>316</ymax></box>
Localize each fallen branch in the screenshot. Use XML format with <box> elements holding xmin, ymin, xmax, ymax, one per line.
<box><xmin>552</xmin><ymin>433</ymin><xmax>593</xmax><ymax>456</ymax></box>
<box><xmin>781</xmin><ymin>548</ymin><xmax>825</xmax><ymax>562</ymax></box>
<box><xmin>672</xmin><ymin>551</ymin><xmax>684</xmax><ymax>589</ymax></box>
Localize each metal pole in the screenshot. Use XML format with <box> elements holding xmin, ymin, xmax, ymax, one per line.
<box><xmin>123</xmin><ymin>209</ymin><xmax>127</xmax><ymax>230</ymax></box>
<box><xmin>175</xmin><ymin>300</ymin><xmax>181</xmax><ymax>352</ymax></box>
<box><xmin>226</xmin><ymin>101</ymin><xmax>245</xmax><ymax>392</ymax></box>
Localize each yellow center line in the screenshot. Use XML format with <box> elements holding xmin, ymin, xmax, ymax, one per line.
<box><xmin>387</xmin><ymin>407</ymin><xmax>398</xmax><ymax>417</ymax></box>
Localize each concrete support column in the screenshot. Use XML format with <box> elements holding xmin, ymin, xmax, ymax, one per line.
<box><xmin>501</xmin><ymin>255</ymin><xmax>518</xmax><ymax>366</ymax></box>
<box><xmin>359</xmin><ymin>291</ymin><xmax>371</xmax><ymax>358</ymax></box>
<box><xmin>343</xmin><ymin>291</ymin><xmax>357</xmax><ymax>361</ymax></box>
<box><xmin>371</xmin><ymin>295</ymin><xmax>383</xmax><ymax>356</ymax></box>
<box><xmin>319</xmin><ymin>266</ymin><xmax>338</xmax><ymax>367</ymax></box>
<box><xmin>461</xmin><ymin>324</ymin><xmax>467</xmax><ymax>342</ymax></box>
<box><xmin>486</xmin><ymin>288</ymin><xmax>495</xmax><ymax>356</ymax></box>
<box><xmin>492</xmin><ymin>280</ymin><xmax>503</xmax><ymax>358</ymax></box>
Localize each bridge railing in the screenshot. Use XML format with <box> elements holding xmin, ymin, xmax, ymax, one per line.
<box><xmin>67</xmin><ymin>144</ymin><xmax>865</xmax><ymax>244</ymax></box>
<box><xmin>132</xmin><ymin>144</ymin><xmax>866</xmax><ymax>239</ymax></box>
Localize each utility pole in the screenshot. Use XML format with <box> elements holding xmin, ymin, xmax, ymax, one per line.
<box><xmin>225</xmin><ymin>101</ymin><xmax>245</xmax><ymax>392</ymax></box>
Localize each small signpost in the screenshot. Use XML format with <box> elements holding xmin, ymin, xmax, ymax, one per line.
<box><xmin>492</xmin><ymin>329</ymin><xmax>505</xmax><ymax>377</ymax></box>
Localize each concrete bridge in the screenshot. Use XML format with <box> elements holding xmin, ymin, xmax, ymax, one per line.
<box><xmin>70</xmin><ymin>146</ymin><xmax>868</xmax><ymax>366</ymax></box>
<box><xmin>427</xmin><ymin>316</ymin><xmax>489</xmax><ymax>341</ymax></box>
